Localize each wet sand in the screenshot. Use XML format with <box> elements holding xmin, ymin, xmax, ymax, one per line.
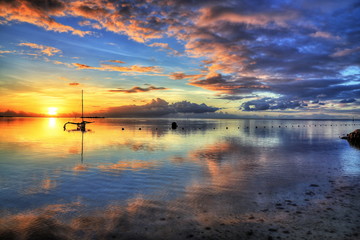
<box><xmin>1</xmin><ymin>175</ymin><xmax>359</xmax><ymax>240</ymax></box>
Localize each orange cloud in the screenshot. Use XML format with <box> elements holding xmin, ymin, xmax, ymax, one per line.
<box><xmin>68</xmin><ymin>1</ymin><xmax>163</xmax><ymax>42</ymax></box>
<box><xmin>69</xmin><ymin>83</ymin><xmax>80</xmax><ymax>86</ymax></box>
<box><xmin>170</xmin><ymin>72</ymin><xmax>204</xmax><ymax>80</ymax></box>
<box><xmin>72</xmin><ymin>63</ymin><xmax>96</xmax><ymax>69</ymax></box>
<box><xmin>0</xmin><ymin>50</ymin><xmax>15</xmax><ymax>54</ymax></box>
<box><xmin>108</xmin><ymin>60</ymin><xmax>126</xmax><ymax>64</ymax></box>
<box><xmin>78</xmin><ymin>20</ymin><xmax>102</xmax><ymax>29</ymax></box>
<box><xmin>197</xmin><ymin>6</ymin><xmax>296</xmax><ymax>27</ymax></box>
<box><xmin>72</xmin><ymin>62</ymin><xmax>162</xmax><ymax>73</ymax></box>
<box><xmin>102</xmin><ymin>64</ymin><xmax>162</xmax><ymax>73</ymax></box>
<box><xmin>19</xmin><ymin>42</ymin><xmax>61</xmax><ymax>56</ymax></box>
<box><xmin>148</xmin><ymin>42</ymin><xmax>180</xmax><ymax>56</ymax></box>
<box><xmin>0</xmin><ymin>0</ymin><xmax>91</xmax><ymax>36</ymax></box>
<box><xmin>185</xmin><ymin>40</ymin><xmax>248</xmax><ymax>75</ymax></box>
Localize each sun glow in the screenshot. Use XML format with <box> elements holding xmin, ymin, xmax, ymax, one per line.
<box><xmin>47</xmin><ymin>107</ymin><xmax>58</xmax><ymax>116</ymax></box>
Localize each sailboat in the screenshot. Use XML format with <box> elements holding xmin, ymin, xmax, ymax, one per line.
<box><xmin>63</xmin><ymin>90</ymin><xmax>93</xmax><ymax>131</ymax></box>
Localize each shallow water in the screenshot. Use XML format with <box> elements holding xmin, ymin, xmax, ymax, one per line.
<box><xmin>0</xmin><ymin>117</ymin><xmax>359</xmax><ymax>239</ymax></box>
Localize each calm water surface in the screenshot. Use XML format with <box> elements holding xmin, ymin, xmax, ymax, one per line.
<box><xmin>0</xmin><ymin>117</ymin><xmax>359</xmax><ymax>238</ymax></box>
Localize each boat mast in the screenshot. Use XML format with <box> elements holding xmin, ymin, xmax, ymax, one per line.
<box><xmin>81</xmin><ymin>89</ymin><xmax>84</xmax><ymax>121</ymax></box>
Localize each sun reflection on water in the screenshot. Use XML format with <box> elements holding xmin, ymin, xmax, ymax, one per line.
<box><xmin>48</xmin><ymin>117</ymin><xmax>57</xmax><ymax>128</ymax></box>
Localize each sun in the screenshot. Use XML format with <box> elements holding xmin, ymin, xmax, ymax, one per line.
<box><xmin>47</xmin><ymin>107</ymin><xmax>58</xmax><ymax>116</ymax></box>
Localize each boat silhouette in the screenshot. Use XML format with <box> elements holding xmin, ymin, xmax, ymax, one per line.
<box><xmin>63</xmin><ymin>90</ymin><xmax>93</xmax><ymax>131</ymax></box>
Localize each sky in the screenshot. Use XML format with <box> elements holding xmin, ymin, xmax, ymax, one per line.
<box><xmin>0</xmin><ymin>0</ymin><xmax>359</xmax><ymax>119</ymax></box>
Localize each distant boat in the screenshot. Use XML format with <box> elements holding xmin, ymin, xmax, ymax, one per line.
<box><xmin>63</xmin><ymin>90</ymin><xmax>93</xmax><ymax>131</ymax></box>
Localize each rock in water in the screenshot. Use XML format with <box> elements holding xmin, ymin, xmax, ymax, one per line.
<box><xmin>171</xmin><ymin>122</ymin><xmax>178</xmax><ymax>130</ymax></box>
<box><xmin>343</xmin><ymin>129</ymin><xmax>360</xmax><ymax>149</ymax></box>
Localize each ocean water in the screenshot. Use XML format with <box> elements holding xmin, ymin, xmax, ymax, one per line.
<box><xmin>0</xmin><ymin>117</ymin><xmax>359</xmax><ymax>239</ymax></box>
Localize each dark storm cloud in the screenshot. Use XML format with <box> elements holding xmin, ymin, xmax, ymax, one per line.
<box><xmin>102</xmin><ymin>98</ymin><xmax>220</xmax><ymax>117</ymax></box>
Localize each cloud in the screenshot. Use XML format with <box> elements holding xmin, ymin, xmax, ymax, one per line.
<box><xmin>332</xmin><ymin>47</ymin><xmax>360</xmax><ymax>57</ymax></box>
<box><xmin>69</xmin><ymin>82</ymin><xmax>80</xmax><ymax>86</ymax></box>
<box><xmin>72</xmin><ymin>62</ymin><xmax>162</xmax><ymax>73</ymax></box>
<box><xmin>107</xmin><ymin>60</ymin><xmax>126</xmax><ymax>64</ymax></box>
<box><xmin>108</xmin><ymin>86</ymin><xmax>169</xmax><ymax>93</ymax></box>
<box><xmin>101</xmin><ymin>64</ymin><xmax>162</xmax><ymax>73</ymax></box>
<box><xmin>241</xmin><ymin>98</ymin><xmax>307</xmax><ymax>111</ymax></box>
<box><xmin>0</xmin><ymin>0</ymin><xmax>91</xmax><ymax>36</ymax></box>
<box><xmin>78</xmin><ymin>20</ymin><xmax>101</xmax><ymax>29</ymax></box>
<box><xmin>0</xmin><ymin>50</ymin><xmax>15</xmax><ymax>54</ymax></box>
<box><xmin>197</xmin><ymin>5</ymin><xmax>297</xmax><ymax>27</ymax></box>
<box><xmin>72</xmin><ymin>63</ymin><xmax>93</xmax><ymax>69</ymax></box>
<box><xmin>169</xmin><ymin>72</ymin><xmax>204</xmax><ymax>80</ymax></box>
<box><xmin>2</xmin><ymin>0</ymin><xmax>360</xmax><ymax>116</ymax></box>
<box><xmin>50</xmin><ymin>60</ymin><xmax>72</xmax><ymax>67</ymax></box>
<box><xmin>148</xmin><ymin>42</ymin><xmax>180</xmax><ymax>56</ymax></box>
<box><xmin>310</xmin><ymin>31</ymin><xmax>340</xmax><ymax>40</ymax></box>
<box><xmin>189</xmin><ymin>73</ymin><xmax>269</xmax><ymax>94</ymax></box>
<box><xmin>19</xmin><ymin>43</ymin><xmax>61</xmax><ymax>56</ymax></box>
<box><xmin>215</xmin><ymin>95</ymin><xmax>255</xmax><ymax>101</ymax></box>
<box><xmin>100</xmin><ymin>98</ymin><xmax>220</xmax><ymax>117</ymax></box>
<box><xmin>339</xmin><ymin>98</ymin><xmax>356</xmax><ymax>103</ymax></box>
<box><xmin>0</xmin><ymin>109</ymin><xmax>44</xmax><ymax>117</ymax></box>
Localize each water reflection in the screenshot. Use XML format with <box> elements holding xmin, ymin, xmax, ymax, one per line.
<box><xmin>0</xmin><ymin>118</ymin><xmax>360</xmax><ymax>239</ymax></box>
<box><xmin>48</xmin><ymin>117</ymin><xmax>57</xmax><ymax>128</ymax></box>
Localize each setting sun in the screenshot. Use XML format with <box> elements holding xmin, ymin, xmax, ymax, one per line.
<box><xmin>47</xmin><ymin>107</ymin><xmax>58</xmax><ymax>116</ymax></box>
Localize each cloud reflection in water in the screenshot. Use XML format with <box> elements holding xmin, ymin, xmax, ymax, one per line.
<box><xmin>1</xmin><ymin>118</ymin><xmax>360</xmax><ymax>239</ymax></box>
